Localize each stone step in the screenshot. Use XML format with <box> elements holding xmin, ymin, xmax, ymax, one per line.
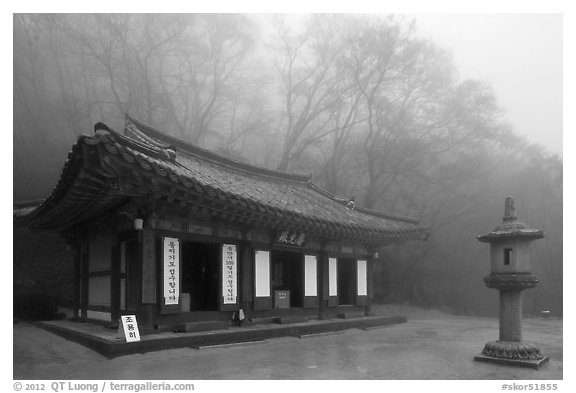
<box><xmin>337</xmin><ymin>311</ymin><xmax>365</xmax><ymax>319</ymax></box>
<box><xmin>273</xmin><ymin>316</ymin><xmax>309</xmax><ymax>324</ymax></box>
<box><xmin>295</xmin><ymin>331</ymin><xmax>343</xmax><ymax>339</ymax></box>
<box><xmin>361</xmin><ymin>325</ymin><xmax>394</xmax><ymax>331</ymax></box>
<box><xmin>250</xmin><ymin>317</ymin><xmax>276</xmax><ymax>325</ymax></box>
<box><xmin>176</xmin><ymin>321</ymin><xmax>229</xmax><ymax>333</ymax></box>
<box><xmin>192</xmin><ymin>340</ymin><xmax>267</xmax><ymax>350</ymax></box>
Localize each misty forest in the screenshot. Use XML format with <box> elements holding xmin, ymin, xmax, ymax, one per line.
<box><xmin>13</xmin><ymin>14</ymin><xmax>562</xmax><ymax>319</ymax></box>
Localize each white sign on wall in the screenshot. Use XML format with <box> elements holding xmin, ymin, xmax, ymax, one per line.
<box><xmin>222</xmin><ymin>244</ymin><xmax>238</xmax><ymax>304</ymax></box>
<box><xmin>357</xmin><ymin>259</ymin><xmax>367</xmax><ymax>296</ymax></box>
<box><xmin>328</xmin><ymin>257</ymin><xmax>337</xmax><ymax>296</ymax></box>
<box><xmin>255</xmin><ymin>250</ymin><xmax>270</xmax><ymax>297</ymax></box>
<box><xmin>304</xmin><ymin>255</ymin><xmax>317</xmax><ymax>296</ymax></box>
<box><xmin>163</xmin><ymin>237</ymin><xmax>180</xmax><ymax>305</ymax></box>
<box><xmin>119</xmin><ymin>315</ymin><xmax>141</xmax><ymax>342</ymax></box>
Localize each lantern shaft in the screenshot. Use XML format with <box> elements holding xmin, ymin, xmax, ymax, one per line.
<box><xmin>499</xmin><ymin>290</ymin><xmax>522</xmax><ymax>342</ymax></box>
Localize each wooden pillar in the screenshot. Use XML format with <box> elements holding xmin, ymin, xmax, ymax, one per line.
<box><xmin>365</xmin><ymin>256</ymin><xmax>374</xmax><ymax>316</ymax></box>
<box><xmin>80</xmin><ymin>240</ymin><xmax>89</xmax><ymax>321</ymax></box>
<box><xmin>110</xmin><ymin>240</ymin><xmax>121</xmax><ymax>327</ymax></box>
<box><xmin>72</xmin><ymin>240</ymin><xmax>81</xmax><ymax>320</ymax></box>
<box><xmin>135</xmin><ymin>229</ymin><xmax>152</xmax><ymax>330</ymax></box>
<box><xmin>317</xmin><ymin>250</ymin><xmax>328</xmax><ymax>319</ymax></box>
<box><xmin>141</xmin><ymin>229</ymin><xmax>157</xmax><ymax>305</ymax></box>
<box><xmin>241</xmin><ymin>239</ymin><xmax>253</xmax><ymax>312</ymax></box>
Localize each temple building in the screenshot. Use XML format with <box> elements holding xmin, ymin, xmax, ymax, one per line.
<box><xmin>14</xmin><ymin>116</ymin><xmax>428</xmax><ymax>334</ymax></box>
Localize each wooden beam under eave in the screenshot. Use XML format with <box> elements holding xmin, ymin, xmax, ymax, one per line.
<box><xmin>149</xmin><ymin>177</ymin><xmax>160</xmax><ymax>191</ymax></box>
<box><xmin>78</xmin><ymin>169</ymin><xmax>108</xmax><ymax>184</ymax></box>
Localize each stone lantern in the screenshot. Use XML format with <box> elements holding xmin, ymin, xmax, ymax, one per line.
<box><xmin>474</xmin><ymin>197</ymin><xmax>549</xmax><ymax>369</ymax></box>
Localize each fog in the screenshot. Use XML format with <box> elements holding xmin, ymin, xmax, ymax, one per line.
<box><xmin>410</xmin><ymin>13</ymin><xmax>562</xmax><ymax>156</ymax></box>
<box><xmin>13</xmin><ymin>14</ymin><xmax>562</xmax><ymax>317</ymax></box>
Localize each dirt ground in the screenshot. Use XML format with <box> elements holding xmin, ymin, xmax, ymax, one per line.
<box><xmin>11</xmin><ymin>305</ymin><xmax>563</xmax><ymax>381</ymax></box>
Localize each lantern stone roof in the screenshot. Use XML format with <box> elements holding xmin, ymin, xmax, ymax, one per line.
<box><xmin>14</xmin><ymin>116</ymin><xmax>429</xmax><ymax>245</ymax></box>
<box><xmin>477</xmin><ymin>197</ymin><xmax>544</xmax><ymax>243</ymax></box>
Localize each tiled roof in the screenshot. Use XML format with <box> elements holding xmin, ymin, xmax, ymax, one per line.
<box><xmin>15</xmin><ymin>117</ymin><xmax>429</xmax><ymax>245</ymax></box>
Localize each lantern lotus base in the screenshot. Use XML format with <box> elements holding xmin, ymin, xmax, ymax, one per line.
<box><xmin>474</xmin><ymin>340</ymin><xmax>549</xmax><ymax>369</ymax></box>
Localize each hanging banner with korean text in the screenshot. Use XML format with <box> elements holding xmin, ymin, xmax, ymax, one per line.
<box><xmin>222</xmin><ymin>244</ymin><xmax>238</xmax><ymax>304</ymax></box>
<box><xmin>163</xmin><ymin>237</ymin><xmax>180</xmax><ymax>305</ymax></box>
<box><xmin>118</xmin><ymin>315</ymin><xmax>141</xmax><ymax>342</ymax></box>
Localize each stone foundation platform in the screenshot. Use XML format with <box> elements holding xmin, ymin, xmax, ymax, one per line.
<box><xmin>38</xmin><ymin>314</ymin><xmax>406</xmax><ymax>358</ymax></box>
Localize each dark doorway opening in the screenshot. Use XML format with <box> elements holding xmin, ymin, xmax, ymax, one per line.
<box><xmin>338</xmin><ymin>258</ymin><xmax>356</xmax><ymax>305</ymax></box>
<box><xmin>182</xmin><ymin>242</ymin><xmax>220</xmax><ymax>311</ymax></box>
<box><xmin>271</xmin><ymin>250</ymin><xmax>304</xmax><ymax>308</ymax></box>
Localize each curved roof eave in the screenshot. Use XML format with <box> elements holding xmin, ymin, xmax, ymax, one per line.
<box><xmin>15</xmin><ymin>118</ymin><xmax>430</xmax><ymax>244</ymax></box>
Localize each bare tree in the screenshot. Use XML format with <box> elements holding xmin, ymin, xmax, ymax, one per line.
<box><xmin>157</xmin><ymin>14</ymin><xmax>257</xmax><ymax>145</ymax></box>
<box><xmin>271</xmin><ymin>15</ymin><xmax>355</xmax><ymax>172</ymax></box>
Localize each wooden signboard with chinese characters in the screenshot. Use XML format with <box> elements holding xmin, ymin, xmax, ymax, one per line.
<box><xmin>275</xmin><ymin>230</ymin><xmax>306</xmax><ymax>247</ymax></box>
<box><xmin>117</xmin><ymin>315</ymin><xmax>141</xmax><ymax>343</ymax></box>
